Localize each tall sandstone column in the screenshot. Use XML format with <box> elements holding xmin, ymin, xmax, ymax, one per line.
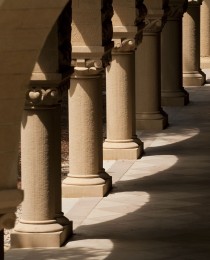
<box><xmin>161</xmin><ymin>0</ymin><xmax>189</xmax><ymax>106</ymax></box>
<box><xmin>200</xmin><ymin>0</ymin><xmax>210</xmax><ymax>69</ymax></box>
<box><xmin>183</xmin><ymin>0</ymin><xmax>205</xmax><ymax>86</ymax></box>
<box><xmin>62</xmin><ymin>0</ymin><xmax>112</xmax><ymax>197</ymax></box>
<box><xmin>11</xmin><ymin>25</ymin><xmax>72</xmax><ymax>248</ymax></box>
<box><xmin>136</xmin><ymin>0</ymin><xmax>168</xmax><ymax>130</ymax></box>
<box><xmin>103</xmin><ymin>0</ymin><xmax>146</xmax><ymax>160</ymax></box>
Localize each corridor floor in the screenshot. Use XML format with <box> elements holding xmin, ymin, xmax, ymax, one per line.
<box><xmin>5</xmin><ymin>84</ymin><xmax>210</xmax><ymax>259</ymax></box>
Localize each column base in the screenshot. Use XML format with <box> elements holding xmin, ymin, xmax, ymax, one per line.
<box><xmin>161</xmin><ymin>90</ymin><xmax>189</xmax><ymax>106</ymax></box>
<box><xmin>103</xmin><ymin>139</ymin><xmax>143</xmax><ymax>160</ymax></box>
<box><xmin>11</xmin><ymin>223</ymin><xmax>72</xmax><ymax>248</ymax></box>
<box><xmin>201</xmin><ymin>56</ymin><xmax>210</xmax><ymax>69</ymax></box>
<box><xmin>133</xmin><ymin>135</ymin><xmax>144</xmax><ymax>148</ymax></box>
<box><xmin>183</xmin><ymin>71</ymin><xmax>206</xmax><ymax>86</ymax></box>
<box><xmin>62</xmin><ymin>177</ymin><xmax>112</xmax><ymax>198</ymax></box>
<box><xmin>136</xmin><ymin>112</ymin><xmax>168</xmax><ymax>130</ymax></box>
<box><xmin>56</xmin><ymin>213</ymin><xmax>72</xmax><ymax>226</ymax></box>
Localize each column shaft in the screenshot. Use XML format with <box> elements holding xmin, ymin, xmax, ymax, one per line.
<box><xmin>62</xmin><ymin>74</ymin><xmax>112</xmax><ymax>197</ymax></box>
<box><xmin>136</xmin><ymin>32</ymin><xmax>168</xmax><ymax>130</ymax></box>
<box><xmin>200</xmin><ymin>0</ymin><xmax>210</xmax><ymax>68</ymax></box>
<box><xmin>12</xmin><ymin>108</ymin><xmax>63</xmax><ymax>246</ymax></box>
<box><xmin>183</xmin><ymin>1</ymin><xmax>206</xmax><ymax>85</ymax></box>
<box><xmin>53</xmin><ymin>105</ymin><xmax>72</xmax><ymax>227</ymax></box>
<box><xmin>103</xmin><ymin>51</ymin><xmax>143</xmax><ymax>159</ymax></box>
<box><xmin>21</xmin><ymin>109</ymin><xmax>58</xmax><ymax>223</ymax></box>
<box><xmin>11</xmin><ymin>22</ymin><xmax>72</xmax><ymax>248</ymax></box>
<box><xmin>0</xmin><ymin>230</ymin><xmax>3</xmax><ymax>260</ymax></box>
<box><xmin>161</xmin><ymin>1</ymin><xmax>189</xmax><ymax>106</ymax></box>
<box><xmin>12</xmin><ymin>100</ymin><xmax>71</xmax><ymax>248</ymax></box>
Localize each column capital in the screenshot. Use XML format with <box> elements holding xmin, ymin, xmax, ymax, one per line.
<box><xmin>166</xmin><ymin>0</ymin><xmax>188</xmax><ymax>20</ymax></box>
<box><xmin>72</xmin><ymin>0</ymin><xmax>113</xmax><ymax>65</ymax></box>
<box><xmin>25</xmin><ymin>84</ymin><xmax>62</xmax><ymax>109</ymax></box>
<box><xmin>111</xmin><ymin>0</ymin><xmax>147</xmax><ymax>51</ymax></box>
<box><xmin>71</xmin><ymin>58</ymin><xmax>103</xmax><ymax>77</ymax></box>
<box><xmin>113</xmin><ymin>38</ymin><xmax>136</xmax><ymax>53</ymax></box>
<box><xmin>144</xmin><ymin>15</ymin><xmax>164</xmax><ymax>33</ymax></box>
<box><xmin>188</xmin><ymin>0</ymin><xmax>203</xmax><ymax>6</ymax></box>
<box><xmin>135</xmin><ymin>0</ymin><xmax>148</xmax><ymax>44</ymax></box>
<box><xmin>143</xmin><ymin>0</ymin><xmax>168</xmax><ymax>33</ymax></box>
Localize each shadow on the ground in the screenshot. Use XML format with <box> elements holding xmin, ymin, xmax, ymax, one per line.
<box><xmin>6</xmin><ymin>88</ymin><xmax>210</xmax><ymax>259</ymax></box>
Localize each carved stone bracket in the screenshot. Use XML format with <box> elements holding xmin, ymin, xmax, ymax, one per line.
<box><xmin>135</xmin><ymin>0</ymin><xmax>148</xmax><ymax>44</ymax></box>
<box><xmin>111</xmin><ymin>0</ymin><xmax>147</xmax><ymax>53</ymax></box>
<box><xmin>188</xmin><ymin>0</ymin><xmax>203</xmax><ymax>5</ymax></box>
<box><xmin>71</xmin><ymin>58</ymin><xmax>104</xmax><ymax>77</ymax></box>
<box><xmin>113</xmin><ymin>38</ymin><xmax>136</xmax><ymax>53</ymax></box>
<box><xmin>25</xmin><ymin>85</ymin><xmax>62</xmax><ymax>109</ymax></box>
<box><xmin>144</xmin><ymin>14</ymin><xmax>164</xmax><ymax>33</ymax></box>
<box><xmin>166</xmin><ymin>0</ymin><xmax>189</xmax><ymax>20</ymax></box>
<box><xmin>143</xmin><ymin>1</ymin><xmax>170</xmax><ymax>34</ymax></box>
<box><xmin>71</xmin><ymin>1</ymin><xmax>113</xmax><ymax>69</ymax></box>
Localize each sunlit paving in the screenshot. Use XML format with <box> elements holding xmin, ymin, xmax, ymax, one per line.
<box><xmin>5</xmin><ymin>84</ymin><xmax>210</xmax><ymax>259</ymax></box>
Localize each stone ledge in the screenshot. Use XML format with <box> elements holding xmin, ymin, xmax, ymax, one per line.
<box><xmin>62</xmin><ymin>178</ymin><xmax>112</xmax><ymax>198</ymax></box>
<box><xmin>183</xmin><ymin>72</ymin><xmax>206</xmax><ymax>86</ymax></box>
<box><xmin>136</xmin><ymin>116</ymin><xmax>168</xmax><ymax>131</ymax></box>
<box><xmin>11</xmin><ymin>223</ymin><xmax>72</xmax><ymax>248</ymax></box>
<box><xmin>161</xmin><ymin>93</ymin><xmax>189</xmax><ymax>106</ymax></box>
<box><xmin>103</xmin><ymin>146</ymin><xmax>143</xmax><ymax>160</ymax></box>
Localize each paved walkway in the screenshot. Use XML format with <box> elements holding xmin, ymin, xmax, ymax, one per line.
<box><xmin>5</xmin><ymin>82</ymin><xmax>210</xmax><ymax>259</ymax></box>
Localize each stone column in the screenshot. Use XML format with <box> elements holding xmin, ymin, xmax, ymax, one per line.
<box><xmin>11</xmin><ymin>25</ymin><xmax>72</xmax><ymax>248</ymax></box>
<box><xmin>62</xmin><ymin>0</ymin><xmax>112</xmax><ymax>197</ymax></box>
<box><xmin>0</xmin><ymin>230</ymin><xmax>3</xmax><ymax>260</ymax></box>
<box><xmin>135</xmin><ymin>0</ymin><xmax>168</xmax><ymax>130</ymax></box>
<box><xmin>103</xmin><ymin>0</ymin><xmax>146</xmax><ymax>160</ymax></box>
<box><xmin>183</xmin><ymin>0</ymin><xmax>205</xmax><ymax>86</ymax></box>
<box><xmin>161</xmin><ymin>0</ymin><xmax>189</xmax><ymax>106</ymax></box>
<box><xmin>201</xmin><ymin>0</ymin><xmax>210</xmax><ymax>69</ymax></box>
<box><xmin>63</xmin><ymin>62</ymin><xmax>111</xmax><ymax>197</ymax></box>
<box><xmin>12</xmin><ymin>86</ymin><xmax>64</xmax><ymax>248</ymax></box>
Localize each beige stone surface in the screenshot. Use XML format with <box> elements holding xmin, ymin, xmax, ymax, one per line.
<box><xmin>135</xmin><ymin>0</ymin><xmax>168</xmax><ymax>130</ymax></box>
<box><xmin>200</xmin><ymin>0</ymin><xmax>210</xmax><ymax>68</ymax></box>
<box><xmin>103</xmin><ymin>1</ymin><xmax>144</xmax><ymax>159</ymax></box>
<box><xmin>62</xmin><ymin>1</ymin><xmax>112</xmax><ymax>197</ymax></box>
<box><xmin>161</xmin><ymin>0</ymin><xmax>189</xmax><ymax>106</ymax></box>
<box><xmin>6</xmin><ymin>83</ymin><xmax>210</xmax><ymax>259</ymax></box>
<box><xmin>11</xmin><ymin>22</ymin><xmax>72</xmax><ymax>248</ymax></box>
<box><xmin>12</xmin><ymin>108</ymin><xmax>65</xmax><ymax>246</ymax></box>
<box><xmin>11</xmin><ymin>225</ymin><xmax>72</xmax><ymax>248</ymax></box>
<box><xmin>0</xmin><ymin>0</ymin><xmax>68</xmax><ymax>241</ymax></box>
<box><xmin>104</xmin><ymin>51</ymin><xmax>142</xmax><ymax>159</ymax></box>
<box><xmin>62</xmin><ymin>74</ymin><xmax>111</xmax><ymax>197</ymax></box>
<box><xmin>183</xmin><ymin>0</ymin><xmax>206</xmax><ymax>85</ymax></box>
<box><xmin>71</xmin><ymin>0</ymin><xmax>103</xmax><ymax>58</ymax></box>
